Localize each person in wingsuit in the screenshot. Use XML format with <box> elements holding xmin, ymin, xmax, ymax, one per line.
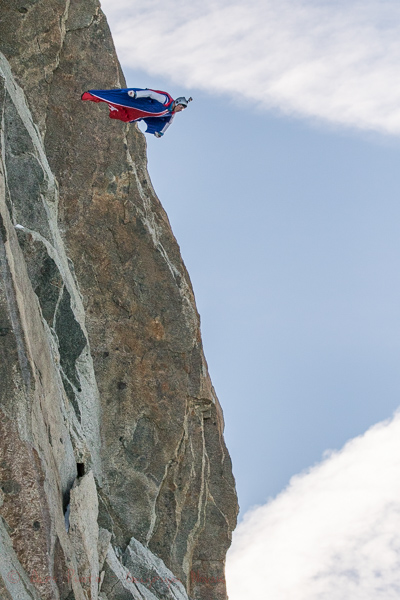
<box><xmin>81</xmin><ymin>88</ymin><xmax>192</xmax><ymax>137</ymax></box>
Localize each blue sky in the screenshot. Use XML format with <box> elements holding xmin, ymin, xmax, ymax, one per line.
<box><xmin>101</xmin><ymin>1</ymin><xmax>400</xmax><ymax>597</ymax></box>
<box><xmin>132</xmin><ymin>79</ymin><xmax>400</xmax><ymax>512</ymax></box>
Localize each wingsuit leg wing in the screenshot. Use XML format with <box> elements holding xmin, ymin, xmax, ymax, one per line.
<box><xmin>81</xmin><ymin>91</ymin><xmax>132</xmax><ymax>122</ymax></box>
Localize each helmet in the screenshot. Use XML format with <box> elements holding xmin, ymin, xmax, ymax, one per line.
<box><xmin>174</xmin><ymin>96</ymin><xmax>193</xmax><ymax>108</ymax></box>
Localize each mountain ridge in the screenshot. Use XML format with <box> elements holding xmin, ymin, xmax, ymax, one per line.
<box><xmin>0</xmin><ymin>2</ymin><xmax>238</xmax><ymax>599</ymax></box>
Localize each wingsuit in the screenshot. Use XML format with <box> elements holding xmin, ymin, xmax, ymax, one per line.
<box><xmin>81</xmin><ymin>88</ymin><xmax>189</xmax><ymax>137</ymax></box>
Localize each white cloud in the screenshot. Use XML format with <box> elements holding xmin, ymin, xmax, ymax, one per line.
<box><xmin>101</xmin><ymin>0</ymin><xmax>400</xmax><ymax>134</ymax></box>
<box><xmin>226</xmin><ymin>413</ymin><xmax>400</xmax><ymax>600</ymax></box>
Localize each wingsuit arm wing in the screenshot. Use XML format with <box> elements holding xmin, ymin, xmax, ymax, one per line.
<box><xmin>143</xmin><ymin>114</ymin><xmax>175</xmax><ymax>137</ymax></box>
<box><xmin>158</xmin><ymin>114</ymin><xmax>175</xmax><ymax>135</ymax></box>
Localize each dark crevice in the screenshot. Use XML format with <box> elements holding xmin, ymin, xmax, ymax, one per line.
<box><xmin>0</xmin><ymin>214</ymin><xmax>7</xmax><ymax>243</ymax></box>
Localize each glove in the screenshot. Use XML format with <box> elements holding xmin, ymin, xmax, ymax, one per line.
<box><xmin>127</xmin><ymin>90</ymin><xmax>136</xmax><ymax>99</ymax></box>
<box><xmin>154</xmin><ymin>132</ymin><xmax>163</xmax><ymax>138</ymax></box>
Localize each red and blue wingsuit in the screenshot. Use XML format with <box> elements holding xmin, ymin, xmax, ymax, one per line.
<box><xmin>81</xmin><ymin>88</ymin><xmax>177</xmax><ymax>137</ymax></box>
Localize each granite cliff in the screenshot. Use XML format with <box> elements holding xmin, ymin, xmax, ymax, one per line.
<box><xmin>0</xmin><ymin>2</ymin><xmax>238</xmax><ymax>599</ymax></box>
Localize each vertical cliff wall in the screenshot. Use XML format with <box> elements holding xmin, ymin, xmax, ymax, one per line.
<box><xmin>0</xmin><ymin>1</ymin><xmax>238</xmax><ymax>600</ymax></box>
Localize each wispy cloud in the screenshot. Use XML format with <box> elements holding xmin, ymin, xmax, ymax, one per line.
<box><xmin>101</xmin><ymin>0</ymin><xmax>400</xmax><ymax>134</ymax></box>
<box><xmin>226</xmin><ymin>413</ymin><xmax>400</xmax><ymax>600</ymax></box>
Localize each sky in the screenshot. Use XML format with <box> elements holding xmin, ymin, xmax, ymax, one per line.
<box><xmin>100</xmin><ymin>0</ymin><xmax>400</xmax><ymax>597</ymax></box>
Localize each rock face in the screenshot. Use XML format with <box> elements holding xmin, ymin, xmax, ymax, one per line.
<box><xmin>0</xmin><ymin>2</ymin><xmax>238</xmax><ymax>600</ymax></box>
